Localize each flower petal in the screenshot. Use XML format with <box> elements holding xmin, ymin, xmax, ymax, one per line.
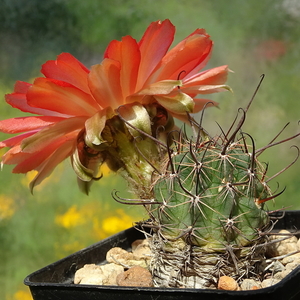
<box><xmin>21</xmin><ymin>116</ymin><xmax>87</xmax><ymax>152</ymax></box>
<box><xmin>88</xmin><ymin>59</ymin><xmax>123</xmax><ymax>108</ymax></box>
<box><xmin>29</xmin><ymin>139</ymin><xmax>74</xmax><ymax>192</ymax></box>
<box><xmin>13</xmin><ymin>132</ymin><xmax>77</xmax><ymax>173</ymax></box>
<box><xmin>104</xmin><ymin>36</ymin><xmax>140</xmax><ymax>97</ymax></box>
<box><xmin>179</xmin><ymin>66</ymin><xmax>231</xmax><ymax>98</ymax></box>
<box><xmin>181</xmin><ymin>84</ymin><xmax>232</xmax><ymax>95</ymax></box>
<box><xmin>14</xmin><ymin>80</ymin><xmax>31</xmax><ymax>94</ymax></box>
<box><xmin>118</xmin><ymin>103</ymin><xmax>152</xmax><ymax>136</ymax></box>
<box><xmin>134</xmin><ymin>80</ymin><xmax>181</xmax><ymax>96</ymax></box>
<box><xmin>183</xmin><ymin>65</ymin><xmax>229</xmax><ymax>86</ymax></box>
<box><xmin>85</xmin><ymin>107</ymin><xmax>114</xmax><ymax>147</ymax></box>
<box><xmin>71</xmin><ymin>148</ymin><xmax>100</xmax><ymax>182</ymax></box>
<box><xmin>41</xmin><ymin>53</ymin><xmax>91</xmax><ymax>94</ymax></box>
<box><xmin>5</xmin><ymin>81</ymin><xmax>66</xmax><ymax>116</ymax></box>
<box><xmin>193</xmin><ymin>98</ymin><xmax>219</xmax><ymax>113</ymax></box>
<box><xmin>1</xmin><ymin>144</ymin><xmax>31</xmax><ymax>165</ymax></box>
<box><xmin>136</xmin><ymin>19</ymin><xmax>175</xmax><ymax>90</ymax></box>
<box><xmin>71</xmin><ymin>130</ymin><xmax>105</xmax><ymax>195</ymax></box>
<box><xmin>27</xmin><ymin>78</ymin><xmax>99</xmax><ymax>116</ymax></box>
<box><xmin>150</xmin><ymin>29</ymin><xmax>212</xmax><ymax>82</ymax></box>
<box><xmin>0</xmin><ymin>132</ymin><xmax>35</xmax><ymax>149</ymax></box>
<box><xmin>154</xmin><ymin>92</ymin><xmax>194</xmax><ymax>115</ymax></box>
<box><xmin>0</xmin><ymin>116</ymin><xmax>65</xmax><ymax>134</ymax></box>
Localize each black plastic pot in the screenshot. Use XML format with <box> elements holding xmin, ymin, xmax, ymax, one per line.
<box><xmin>25</xmin><ymin>211</ymin><xmax>300</xmax><ymax>300</ymax></box>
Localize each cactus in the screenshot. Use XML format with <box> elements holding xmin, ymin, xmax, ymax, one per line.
<box><xmin>112</xmin><ymin>79</ymin><xmax>300</xmax><ymax>289</ymax></box>
<box><xmin>139</xmin><ymin>98</ymin><xmax>300</xmax><ymax>289</ymax></box>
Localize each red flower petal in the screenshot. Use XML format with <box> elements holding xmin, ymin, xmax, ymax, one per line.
<box><xmin>13</xmin><ymin>132</ymin><xmax>76</xmax><ymax>174</ymax></box>
<box><xmin>183</xmin><ymin>65</ymin><xmax>229</xmax><ymax>86</ymax></box>
<box><xmin>151</xmin><ymin>29</ymin><xmax>212</xmax><ymax>82</ymax></box>
<box><xmin>193</xmin><ymin>98</ymin><xmax>218</xmax><ymax>113</ymax></box>
<box><xmin>105</xmin><ymin>36</ymin><xmax>140</xmax><ymax>97</ymax></box>
<box><xmin>5</xmin><ymin>81</ymin><xmax>64</xmax><ymax>116</ymax></box>
<box><xmin>27</xmin><ymin>77</ymin><xmax>99</xmax><ymax>116</ymax></box>
<box><xmin>21</xmin><ymin>116</ymin><xmax>86</xmax><ymax>153</ymax></box>
<box><xmin>88</xmin><ymin>59</ymin><xmax>123</xmax><ymax>108</ymax></box>
<box><xmin>0</xmin><ymin>116</ymin><xmax>65</xmax><ymax>133</ymax></box>
<box><xmin>14</xmin><ymin>80</ymin><xmax>31</xmax><ymax>93</ymax></box>
<box><xmin>41</xmin><ymin>53</ymin><xmax>90</xmax><ymax>94</ymax></box>
<box><xmin>2</xmin><ymin>145</ymin><xmax>31</xmax><ymax>165</ymax></box>
<box><xmin>0</xmin><ymin>132</ymin><xmax>35</xmax><ymax>149</ymax></box>
<box><xmin>136</xmin><ymin>19</ymin><xmax>175</xmax><ymax>90</ymax></box>
<box><xmin>28</xmin><ymin>139</ymin><xmax>75</xmax><ymax>192</ymax></box>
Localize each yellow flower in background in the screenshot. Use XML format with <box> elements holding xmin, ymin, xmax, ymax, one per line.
<box><xmin>0</xmin><ymin>194</ymin><xmax>15</xmax><ymax>220</ymax></box>
<box><xmin>55</xmin><ymin>205</ymin><xmax>85</xmax><ymax>228</ymax></box>
<box><xmin>54</xmin><ymin>202</ymin><xmax>139</xmax><ymax>240</ymax></box>
<box><xmin>11</xmin><ymin>289</ymin><xmax>32</xmax><ymax>300</ymax></box>
<box><xmin>101</xmin><ymin>209</ymin><xmax>135</xmax><ymax>235</ymax></box>
<box><xmin>92</xmin><ymin>208</ymin><xmax>136</xmax><ymax>240</ymax></box>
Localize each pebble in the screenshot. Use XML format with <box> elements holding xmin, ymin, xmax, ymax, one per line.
<box><xmin>106</xmin><ymin>246</ymin><xmax>150</xmax><ymax>268</ymax></box>
<box><xmin>240</xmin><ymin>279</ymin><xmax>261</xmax><ymax>290</ymax></box>
<box><xmin>106</xmin><ymin>247</ymin><xmax>134</xmax><ymax>265</ymax></box>
<box><xmin>261</xmin><ymin>278</ymin><xmax>281</xmax><ymax>288</ymax></box>
<box><xmin>116</xmin><ymin>266</ymin><xmax>153</xmax><ymax>287</ymax></box>
<box><xmin>217</xmin><ymin>276</ymin><xmax>239</xmax><ymax>291</ymax></box>
<box><xmin>74</xmin><ymin>263</ymin><xmax>124</xmax><ymax>285</ymax></box>
<box><xmin>266</xmin><ymin>260</ymin><xmax>285</xmax><ymax>273</ymax></box>
<box><xmin>281</xmin><ymin>252</ymin><xmax>300</xmax><ymax>265</ymax></box>
<box><xmin>266</xmin><ymin>230</ymin><xmax>298</xmax><ymax>257</ymax></box>
<box><xmin>131</xmin><ymin>239</ymin><xmax>148</xmax><ymax>251</ymax></box>
<box><xmin>131</xmin><ymin>239</ymin><xmax>152</xmax><ymax>260</ymax></box>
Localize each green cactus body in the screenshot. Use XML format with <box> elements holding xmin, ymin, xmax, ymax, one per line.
<box><xmin>148</xmin><ymin>132</ymin><xmax>273</xmax><ymax>288</ymax></box>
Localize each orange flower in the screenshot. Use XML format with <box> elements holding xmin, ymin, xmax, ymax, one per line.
<box><xmin>0</xmin><ymin>20</ymin><xmax>229</xmax><ymax>193</ymax></box>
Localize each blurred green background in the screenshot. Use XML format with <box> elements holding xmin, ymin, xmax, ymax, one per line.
<box><xmin>0</xmin><ymin>0</ymin><xmax>299</xmax><ymax>299</ymax></box>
